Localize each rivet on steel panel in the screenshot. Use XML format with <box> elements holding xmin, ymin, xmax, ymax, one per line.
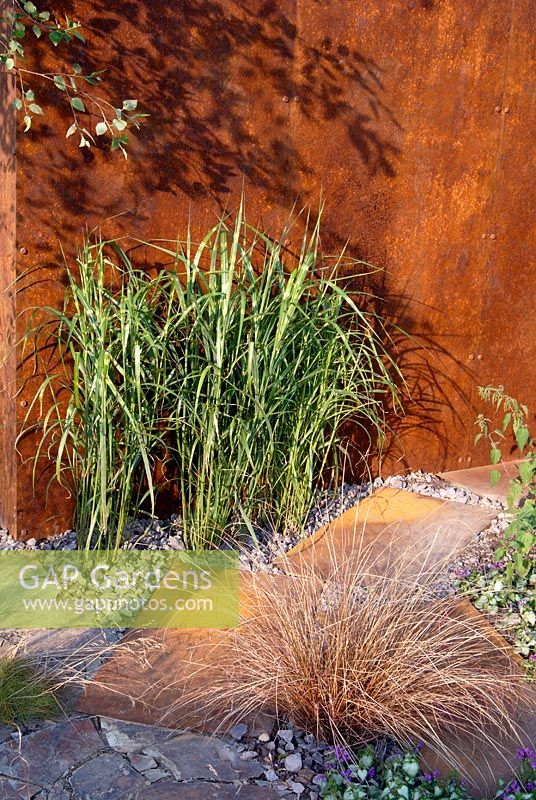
<box><xmin>489</xmin><ymin>233</ymin><xmax>496</xmax><ymax>240</ymax></box>
<box><xmin>495</xmin><ymin>106</ymin><xmax>502</xmax><ymax>113</ymax></box>
<box><xmin>282</xmin><ymin>96</ymin><xmax>289</xmax><ymax>103</ymax></box>
<box><xmin>466</xmin><ymin>456</ymin><xmax>472</xmax><ymax>463</ymax></box>
<box><xmin>20</xmin><ymin>400</ymin><xmax>28</xmax><ymax>408</ymax></box>
<box><xmin>504</xmin><ymin>107</ymin><xmax>511</xmax><ymax>114</ymax></box>
<box><xmin>284</xmin><ymin>238</ymin><xmax>291</xmax><ymax>246</ymax></box>
<box><xmin>19</xmin><ymin>247</ymin><xmax>28</xmax><ymax>255</ymax></box>
<box><xmin>477</xmin><ymin>354</ymin><xmax>483</xmax><ymax>360</ymax></box>
<box><xmin>468</xmin><ymin>353</ymin><xmax>475</xmax><ymax>360</ymax></box>
<box><xmin>293</xmin><ymin>96</ymin><xmax>300</xmax><ymax>102</ymax></box>
<box><xmin>481</xmin><ymin>233</ymin><xmax>487</xmax><ymax>239</ymax></box>
<box><xmin>457</xmin><ymin>458</ymin><xmax>463</xmax><ymax>464</ymax></box>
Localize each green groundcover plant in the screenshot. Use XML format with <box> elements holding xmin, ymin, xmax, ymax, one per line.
<box><xmin>22</xmin><ymin>206</ymin><xmax>403</xmax><ymax>549</ymax></box>
<box><xmin>457</xmin><ymin>386</ymin><xmax>536</xmax><ymax>677</ymax></box>
<box><xmin>317</xmin><ymin>744</ymin><xmax>536</xmax><ymax>800</ymax></box>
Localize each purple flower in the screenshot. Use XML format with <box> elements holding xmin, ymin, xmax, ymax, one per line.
<box><xmin>343</xmin><ymin>768</ymin><xmax>353</xmax><ymax>780</ymax></box>
<box><xmin>529</xmin><ymin>654</ymin><xmax>536</xmax><ymax>661</ymax></box>
<box><xmin>527</xmin><ymin>783</ymin><xmax>535</xmax><ymax>791</ymax></box>
<box><xmin>423</xmin><ymin>770</ymin><xmax>439</xmax><ymax>785</ymax></box>
<box><xmin>367</xmin><ymin>767</ymin><xmax>376</xmax><ymax>779</ymax></box>
<box><xmin>313</xmin><ymin>774</ymin><xmax>327</xmax><ymax>784</ymax></box>
<box><xmin>334</xmin><ymin>745</ymin><xmax>351</xmax><ymax>763</ymax></box>
<box><xmin>416</xmin><ymin>742</ymin><xmax>423</xmax><ymax>751</ymax></box>
<box><xmin>455</xmin><ymin>568</ymin><xmax>471</xmax><ymax>579</ymax></box>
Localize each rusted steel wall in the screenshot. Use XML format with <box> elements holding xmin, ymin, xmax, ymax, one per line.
<box><xmin>9</xmin><ymin>0</ymin><xmax>536</xmax><ymax>538</ymax></box>
<box><xmin>0</xmin><ymin>1</ymin><xmax>16</xmax><ymax>537</ymax></box>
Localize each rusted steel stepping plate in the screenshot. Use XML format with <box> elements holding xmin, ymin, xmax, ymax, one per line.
<box><xmin>276</xmin><ymin>487</ymin><xmax>496</xmax><ymax>580</ymax></box>
<box><xmin>422</xmin><ymin>598</ymin><xmax>535</xmax><ymax>799</ymax></box>
<box><xmin>77</xmin><ymin>572</ymin><xmax>294</xmax><ymax>734</ymax></box>
<box><xmin>439</xmin><ymin>461</ymin><xmax>524</xmax><ymax>505</ymax></box>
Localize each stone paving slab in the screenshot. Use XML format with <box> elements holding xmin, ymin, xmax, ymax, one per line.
<box><xmin>0</xmin><ymin>778</ymin><xmax>40</xmax><ymax>800</ymax></box>
<box><xmin>423</xmin><ymin>685</ymin><xmax>536</xmax><ymax>799</ymax></box>
<box><xmin>99</xmin><ymin>717</ymin><xmax>184</xmax><ymax>753</ymax></box>
<box><xmin>276</xmin><ymin>487</ymin><xmax>496</xmax><ymax>578</ymax></box>
<box><xmin>0</xmin><ymin>718</ymin><xmax>104</xmax><ymax>789</ymax></box>
<box><xmin>439</xmin><ymin>461</ymin><xmax>523</xmax><ymax>504</ymax></box>
<box><xmin>69</xmin><ymin>752</ymin><xmax>145</xmax><ymax>799</ymax></box>
<box><xmin>12</xmin><ymin>485</ymin><xmax>528</xmax><ymax>799</ymax></box>
<box><xmin>0</xmin><ymin>715</ymin><xmax>289</xmax><ymax>799</ymax></box>
<box><xmin>134</xmin><ymin>785</ymin><xmax>281</xmax><ymax>799</ymax></box>
<box><xmin>149</xmin><ymin>732</ymin><xmax>265</xmax><ymax>781</ymax></box>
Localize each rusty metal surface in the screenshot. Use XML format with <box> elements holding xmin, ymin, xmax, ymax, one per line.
<box><xmin>11</xmin><ymin>0</ymin><xmax>536</xmax><ymax>538</ymax></box>
<box><xmin>0</xmin><ymin>1</ymin><xmax>17</xmax><ymax>538</ymax></box>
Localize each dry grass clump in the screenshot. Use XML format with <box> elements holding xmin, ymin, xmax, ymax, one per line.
<box><xmin>175</xmin><ymin>553</ymin><xmax>524</xmax><ymax>769</ymax></box>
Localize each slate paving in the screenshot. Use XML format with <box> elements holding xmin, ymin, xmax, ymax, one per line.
<box><xmin>0</xmin><ymin>717</ymin><xmax>285</xmax><ymax>799</ymax></box>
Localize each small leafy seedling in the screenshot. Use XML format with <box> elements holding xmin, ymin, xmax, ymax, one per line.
<box><xmin>475</xmin><ymin>385</ymin><xmax>536</xmax><ymax>581</ymax></box>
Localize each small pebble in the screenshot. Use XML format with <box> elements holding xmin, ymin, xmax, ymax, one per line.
<box><xmin>230</xmin><ymin>723</ymin><xmax>248</xmax><ymax>741</ymax></box>
<box><xmin>284</xmin><ymin>753</ymin><xmax>303</xmax><ymax>773</ymax></box>
<box><xmin>287</xmin><ymin>780</ymin><xmax>305</xmax><ymax>795</ymax></box>
<box><xmin>240</xmin><ymin>750</ymin><xmax>258</xmax><ymax>760</ymax></box>
<box><xmin>278</xmin><ymin>729</ymin><xmax>294</xmax><ymax>744</ymax></box>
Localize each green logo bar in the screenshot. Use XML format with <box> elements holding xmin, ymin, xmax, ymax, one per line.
<box><xmin>0</xmin><ymin>551</ymin><xmax>239</xmax><ymax>629</ymax></box>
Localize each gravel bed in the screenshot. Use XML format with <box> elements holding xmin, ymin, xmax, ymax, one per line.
<box><xmin>376</xmin><ymin>469</ymin><xmax>502</xmax><ymax>509</ymax></box>
<box><xmin>225</xmin><ymin>720</ymin><xmax>397</xmax><ymax>799</ymax></box>
<box><xmin>0</xmin><ymin>470</ymin><xmax>504</xmax><ymax>561</ymax></box>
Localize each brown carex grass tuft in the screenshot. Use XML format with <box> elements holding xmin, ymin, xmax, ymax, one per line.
<box><xmin>169</xmin><ymin>544</ymin><xmax>525</xmax><ymax>772</ymax></box>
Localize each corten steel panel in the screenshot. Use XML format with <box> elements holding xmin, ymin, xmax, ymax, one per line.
<box><xmin>471</xmin><ymin>0</ymin><xmax>536</xmax><ymax>421</ymax></box>
<box><xmin>12</xmin><ymin>0</ymin><xmax>536</xmax><ymax>539</ymax></box>
<box><xmin>0</xmin><ymin>2</ymin><xmax>17</xmax><ymax>538</ymax></box>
